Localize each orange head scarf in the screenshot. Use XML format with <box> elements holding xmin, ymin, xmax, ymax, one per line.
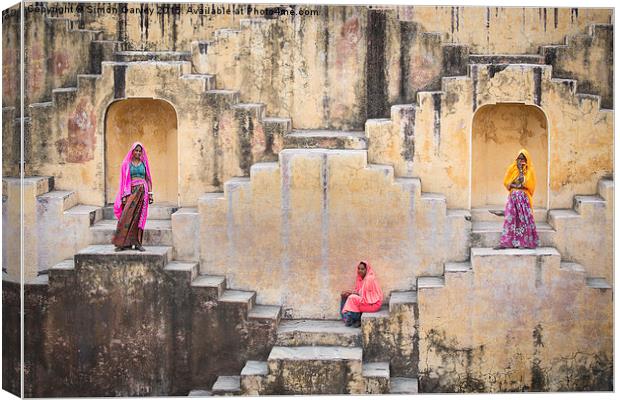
<box><xmin>502</xmin><ymin>148</ymin><xmax>536</xmax><ymax>209</ymax></box>
<box><xmin>354</xmin><ymin>261</ymin><xmax>383</xmax><ymax>305</ymax></box>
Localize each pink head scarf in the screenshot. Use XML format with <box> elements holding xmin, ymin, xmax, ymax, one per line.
<box><xmin>113</xmin><ymin>142</ymin><xmax>153</xmax><ymax>220</ymax></box>
<box><xmin>354</xmin><ymin>260</ymin><xmax>383</xmax><ymax>305</ymax></box>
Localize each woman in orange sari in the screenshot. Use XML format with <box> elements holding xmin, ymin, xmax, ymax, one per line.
<box><xmin>340</xmin><ymin>261</ymin><xmax>383</xmax><ymax>328</ymax></box>
<box><xmin>496</xmin><ymin>149</ymin><xmax>539</xmax><ymax>249</ymax></box>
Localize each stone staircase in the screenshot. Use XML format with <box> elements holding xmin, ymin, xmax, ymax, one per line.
<box><xmin>91</xmin><ymin>204</ymin><xmax>176</xmax><ymax>247</ymax></box>
<box><xmin>206</xmin><ymin>291</ymin><xmax>419</xmax><ymax>395</ymax></box>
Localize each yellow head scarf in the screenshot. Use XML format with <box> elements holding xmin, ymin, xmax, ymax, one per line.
<box><xmin>502</xmin><ymin>148</ymin><xmax>536</xmax><ymax>209</ymax></box>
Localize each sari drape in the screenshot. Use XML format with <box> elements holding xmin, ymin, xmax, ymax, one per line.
<box><xmin>342</xmin><ymin>261</ymin><xmax>383</xmax><ymax>314</ymax></box>
<box><xmin>499</xmin><ymin>149</ymin><xmax>539</xmax><ymax>248</ymax></box>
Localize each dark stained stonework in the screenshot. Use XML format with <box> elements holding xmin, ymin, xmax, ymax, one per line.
<box><xmin>2</xmin><ymin>278</ymin><xmax>20</xmax><ymax>397</ymax></box>
<box><xmin>366</xmin><ymin>10</ymin><xmax>388</xmax><ymax>119</ymax></box>
<box><xmin>418</xmin><ymin>327</ymin><xmax>613</xmax><ymax>393</ymax></box>
<box><xmin>6</xmin><ymin>247</ymin><xmax>278</xmax><ymax>397</ymax></box>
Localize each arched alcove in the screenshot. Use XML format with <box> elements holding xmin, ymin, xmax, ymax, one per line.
<box><xmin>105</xmin><ymin>98</ymin><xmax>179</xmax><ymax>205</ymax></box>
<box><xmin>472</xmin><ymin>103</ymin><xmax>548</xmax><ymax>208</ymax></box>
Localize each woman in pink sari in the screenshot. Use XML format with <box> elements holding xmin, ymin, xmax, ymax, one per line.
<box><xmin>340</xmin><ymin>261</ymin><xmax>383</xmax><ymax>328</ymax></box>
<box><xmin>112</xmin><ymin>142</ymin><xmax>154</xmax><ymax>252</ymax></box>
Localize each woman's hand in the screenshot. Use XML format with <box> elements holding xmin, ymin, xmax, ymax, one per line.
<box><xmin>148</xmin><ymin>193</ymin><xmax>154</xmax><ymax>204</ymax></box>
<box><xmin>341</xmin><ymin>290</ymin><xmax>352</xmax><ymax>298</ymax></box>
<box><xmin>122</xmin><ymin>196</ymin><xmax>127</xmax><ymax>204</ymax></box>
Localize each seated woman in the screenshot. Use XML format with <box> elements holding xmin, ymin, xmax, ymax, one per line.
<box><xmin>495</xmin><ymin>149</ymin><xmax>539</xmax><ymax>249</ymax></box>
<box><xmin>340</xmin><ymin>261</ymin><xmax>383</xmax><ymax>328</ymax></box>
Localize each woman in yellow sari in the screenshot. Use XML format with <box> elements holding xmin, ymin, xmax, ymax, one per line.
<box><xmin>496</xmin><ymin>149</ymin><xmax>539</xmax><ymax>249</ymax></box>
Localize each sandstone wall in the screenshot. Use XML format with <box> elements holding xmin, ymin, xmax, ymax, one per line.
<box><xmin>417</xmin><ymin>248</ymin><xmax>612</xmax><ymax>392</ymax></box>
<box><xmin>199</xmin><ymin>149</ymin><xmax>470</xmax><ymax>319</ymax></box>
<box><xmin>368</xmin><ymin>64</ymin><xmax>613</xmax><ymax>209</ymax></box>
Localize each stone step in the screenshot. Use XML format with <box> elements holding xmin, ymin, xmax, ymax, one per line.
<box><xmin>64</xmin><ymin>205</ymin><xmax>103</xmax><ymax>226</ymax></box>
<box><xmin>240</xmin><ymin>360</ymin><xmax>268</xmax><ymax>395</ymax></box>
<box><xmin>267</xmin><ymin>346</ymin><xmax>364</xmax><ymax>394</ymax></box>
<box><xmin>219</xmin><ymin>290</ymin><xmax>256</xmax><ymax>312</ymax></box>
<box><xmin>73</xmin><ymin>245</ymin><xmax>172</xmax><ymax>270</ymax></box>
<box><xmin>470</xmin><ymin>206</ymin><xmax>548</xmax><ymax>223</ymax></box>
<box><xmin>468</xmin><ymin>54</ymin><xmax>545</xmax><ymax>64</ymax></box>
<box><xmin>597</xmin><ymin>179</ymin><xmax>613</xmax><ymax>202</ymax></box>
<box><xmin>75</xmin><ymin>244</ymin><xmax>172</xmax><ymax>258</ymax></box>
<box><xmin>574</xmin><ymin>195</ymin><xmax>606</xmax><ymax>215</ymax></box>
<box><xmin>470</xmin><ymin>246</ymin><xmax>560</xmax><ymax>260</ymax></box>
<box><xmin>276</xmin><ymin>319</ymin><xmax>361</xmax><ymax>347</ymax></box>
<box><xmin>90</xmin><ymin>219</ymin><xmax>173</xmax><ymax>246</ymax></box>
<box><xmin>191</xmin><ymin>275</ymin><xmax>226</xmax><ymax>299</ymax></box>
<box><xmin>363</xmin><ymin>362</ymin><xmax>390</xmax><ymax>394</ymax></box>
<box><xmin>548</xmin><ymin>209</ymin><xmax>580</xmax><ymax>229</ymax></box>
<box><xmin>444</xmin><ymin>261</ymin><xmax>472</xmax><ymax>273</ymax></box>
<box><xmin>211</xmin><ymin>375</ymin><xmax>241</xmax><ymax>396</ymax></box>
<box><xmin>113</xmin><ymin>51</ymin><xmax>192</xmax><ymax>62</ymax></box>
<box><xmin>164</xmin><ymin>261</ymin><xmax>199</xmax><ymax>282</ymax></box>
<box><xmin>283</xmin><ymin>130</ymin><xmax>367</xmax><ymax>150</ymax></box>
<box><xmin>102</xmin><ymin>203</ymin><xmax>178</xmax><ymax>220</ymax></box>
<box><xmin>560</xmin><ymin>261</ymin><xmax>586</xmax><ymax>273</ymax></box>
<box><xmin>390</xmin><ymin>377</ymin><xmax>419</xmax><ymax>394</ymax></box>
<box><xmin>470</xmin><ymin>221</ymin><xmax>554</xmax><ymax>248</ymax></box>
<box><xmin>187</xmin><ymin>389</ymin><xmax>212</xmax><ymax>396</ymax></box>
<box><xmin>417</xmin><ymin>276</ymin><xmax>445</xmax><ymax>289</ymax></box>
<box><xmin>586</xmin><ymin>277</ymin><xmax>612</xmax><ymax>289</ymax></box>
<box><xmin>388</xmin><ymin>291</ymin><xmax>417</xmax><ymax>312</ymax></box>
<box><xmin>37</xmin><ymin>190</ymin><xmax>78</xmax><ymax>212</ymax></box>
<box><xmin>248</xmin><ymin>304</ymin><xmax>282</xmax><ymax>322</ymax></box>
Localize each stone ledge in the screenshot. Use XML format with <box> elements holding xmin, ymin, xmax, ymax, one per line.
<box><xmin>471</xmin><ymin>247</ymin><xmax>560</xmax><ymax>257</ymax></box>
<box><xmin>390</xmin><ymin>377</ymin><xmax>418</xmax><ymax>394</ymax></box>
<box><xmin>268</xmin><ymin>346</ymin><xmax>362</xmax><ymax>361</ymax></box>
<box><xmin>212</xmin><ymin>376</ymin><xmax>241</xmax><ymax>394</ymax></box>
<box><xmin>248</xmin><ymin>305</ymin><xmax>281</xmax><ymax>320</ymax></box>
<box><xmin>241</xmin><ymin>360</ymin><xmax>268</xmax><ymax>376</ymax></box>
<box><xmin>362</xmin><ymin>362</ymin><xmax>390</xmax><ymax>379</ymax></box>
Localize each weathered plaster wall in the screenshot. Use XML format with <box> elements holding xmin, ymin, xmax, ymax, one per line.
<box><xmin>472</xmin><ymin>104</ymin><xmax>548</xmax><ymax>207</ymax></box>
<box><xmin>75</xmin><ymin>2</ymin><xmax>274</xmax><ymax>51</ymax></box>
<box><xmin>2</xmin><ymin>107</ymin><xmax>20</xmax><ymax>177</ymax></box>
<box><xmin>192</xmin><ymin>6</ymin><xmax>369</xmax><ymax>130</ymax></box>
<box><xmin>542</xmin><ymin>24</ymin><xmax>614</xmax><ymax>109</ymax></box>
<box><xmin>23</xmin><ymin>5</ymin><xmax>101</xmax><ymax>113</ymax></box>
<box><xmin>2</xmin><ymin>4</ymin><xmax>21</xmax><ymax>113</ymax></box>
<box><xmin>2</xmin><ymin>176</ymin><xmax>54</xmax><ymax>281</ymax></box>
<box><xmin>417</xmin><ymin>248</ymin><xmax>612</xmax><ymax>392</ymax></box>
<box><xmin>199</xmin><ymin>149</ymin><xmax>470</xmax><ymax>319</ymax></box>
<box><xmin>550</xmin><ymin>179</ymin><xmax>614</xmax><ymax>283</ymax></box>
<box><xmin>105</xmin><ymin>98</ymin><xmax>179</xmax><ymax>204</ymax></box>
<box><xmin>27</xmin><ymin>61</ymin><xmax>280</xmax><ymax>206</ymax></box>
<box><xmin>392</xmin><ymin>6</ymin><xmax>612</xmax><ymax>54</ymax></box>
<box><xmin>368</xmin><ymin>64</ymin><xmax>612</xmax><ymax>209</ymax></box>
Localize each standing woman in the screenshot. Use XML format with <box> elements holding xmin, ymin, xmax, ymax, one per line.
<box><xmin>496</xmin><ymin>149</ymin><xmax>539</xmax><ymax>249</ymax></box>
<box><xmin>112</xmin><ymin>142</ymin><xmax>154</xmax><ymax>252</ymax></box>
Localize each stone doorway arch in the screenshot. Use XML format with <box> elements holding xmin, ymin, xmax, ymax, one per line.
<box><xmin>471</xmin><ymin>103</ymin><xmax>548</xmax><ymax>208</ymax></box>
<box><xmin>104</xmin><ymin>98</ymin><xmax>179</xmax><ymax>205</ymax></box>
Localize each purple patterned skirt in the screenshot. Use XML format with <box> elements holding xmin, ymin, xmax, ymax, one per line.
<box><xmin>499</xmin><ymin>190</ymin><xmax>539</xmax><ymax>249</ymax></box>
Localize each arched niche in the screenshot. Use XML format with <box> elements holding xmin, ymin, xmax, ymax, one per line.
<box><xmin>472</xmin><ymin>103</ymin><xmax>548</xmax><ymax>208</ymax></box>
<box><xmin>105</xmin><ymin>98</ymin><xmax>179</xmax><ymax>205</ymax></box>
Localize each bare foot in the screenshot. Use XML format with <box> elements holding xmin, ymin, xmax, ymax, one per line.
<box><xmin>135</xmin><ymin>245</ymin><xmax>146</xmax><ymax>252</ymax></box>
<box><xmin>489</xmin><ymin>210</ymin><xmax>505</xmax><ymax>217</ymax></box>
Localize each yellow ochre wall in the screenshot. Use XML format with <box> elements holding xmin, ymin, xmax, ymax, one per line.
<box><xmin>105</xmin><ymin>98</ymin><xmax>179</xmax><ymax>205</ymax></box>
<box><xmin>472</xmin><ymin>104</ymin><xmax>548</xmax><ymax>208</ymax></box>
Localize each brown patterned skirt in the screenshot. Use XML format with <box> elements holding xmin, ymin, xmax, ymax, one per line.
<box><xmin>112</xmin><ymin>184</ymin><xmax>145</xmax><ymax>248</ymax></box>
